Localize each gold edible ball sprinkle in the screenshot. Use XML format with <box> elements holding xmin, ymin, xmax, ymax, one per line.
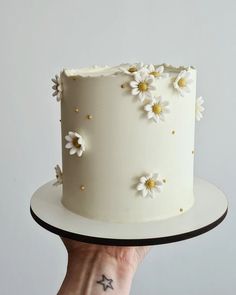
<box><xmin>121</xmin><ymin>84</ymin><xmax>125</xmax><ymax>88</ymax></box>
<box><xmin>75</xmin><ymin>108</ymin><xmax>79</xmax><ymax>113</ymax></box>
<box><xmin>87</xmin><ymin>115</ymin><xmax>93</xmax><ymax>120</ymax></box>
<box><xmin>192</xmin><ymin>150</ymin><xmax>195</xmax><ymax>154</ymax></box>
<box><xmin>80</xmin><ymin>185</ymin><xmax>85</xmax><ymax>191</ymax></box>
<box><xmin>180</xmin><ymin>208</ymin><xmax>183</xmax><ymax>212</ymax></box>
<box><xmin>163</xmin><ymin>179</ymin><xmax>166</xmax><ymax>183</ymax></box>
<box><xmin>172</xmin><ymin>130</ymin><xmax>175</xmax><ymax>135</ymax></box>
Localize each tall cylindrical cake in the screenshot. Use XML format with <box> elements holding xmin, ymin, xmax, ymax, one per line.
<box><xmin>52</xmin><ymin>63</ymin><xmax>199</xmax><ymax>223</ymax></box>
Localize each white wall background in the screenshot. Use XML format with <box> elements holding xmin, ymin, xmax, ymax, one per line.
<box><xmin>0</xmin><ymin>0</ymin><xmax>235</xmax><ymax>294</ymax></box>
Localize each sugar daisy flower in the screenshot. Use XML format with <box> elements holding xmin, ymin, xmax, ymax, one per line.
<box><xmin>173</xmin><ymin>70</ymin><xmax>193</xmax><ymax>97</ymax></box>
<box><xmin>147</xmin><ymin>64</ymin><xmax>169</xmax><ymax>79</ymax></box>
<box><xmin>65</xmin><ymin>131</ymin><xmax>85</xmax><ymax>157</ymax></box>
<box><xmin>195</xmin><ymin>96</ymin><xmax>205</xmax><ymax>121</ymax></box>
<box><xmin>144</xmin><ymin>96</ymin><xmax>170</xmax><ymax>123</ymax></box>
<box><xmin>130</xmin><ymin>71</ymin><xmax>156</xmax><ymax>102</ymax></box>
<box><xmin>120</xmin><ymin>62</ymin><xmax>147</xmax><ymax>75</ymax></box>
<box><xmin>136</xmin><ymin>172</ymin><xmax>163</xmax><ymax>198</ymax></box>
<box><xmin>53</xmin><ymin>165</ymin><xmax>63</xmax><ymax>186</ymax></box>
<box><xmin>52</xmin><ymin>73</ymin><xmax>63</xmax><ymax>101</ymax></box>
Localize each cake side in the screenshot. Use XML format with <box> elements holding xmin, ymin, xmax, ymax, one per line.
<box><xmin>51</xmin><ymin>63</ymin><xmax>200</xmax><ymax>223</ymax></box>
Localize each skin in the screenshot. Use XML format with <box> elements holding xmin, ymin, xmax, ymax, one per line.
<box><xmin>57</xmin><ymin>237</ymin><xmax>151</xmax><ymax>295</ymax></box>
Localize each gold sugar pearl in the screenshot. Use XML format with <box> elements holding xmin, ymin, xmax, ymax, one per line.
<box><xmin>180</xmin><ymin>208</ymin><xmax>183</xmax><ymax>212</ymax></box>
<box><xmin>172</xmin><ymin>130</ymin><xmax>175</xmax><ymax>135</ymax></box>
<box><xmin>80</xmin><ymin>185</ymin><xmax>85</xmax><ymax>191</ymax></box>
<box><xmin>87</xmin><ymin>115</ymin><xmax>93</xmax><ymax>120</ymax></box>
<box><xmin>192</xmin><ymin>150</ymin><xmax>195</xmax><ymax>154</ymax></box>
<box><xmin>121</xmin><ymin>84</ymin><xmax>125</xmax><ymax>88</ymax></box>
<box><xmin>163</xmin><ymin>179</ymin><xmax>166</xmax><ymax>183</ymax></box>
<box><xmin>75</xmin><ymin>108</ymin><xmax>79</xmax><ymax>113</ymax></box>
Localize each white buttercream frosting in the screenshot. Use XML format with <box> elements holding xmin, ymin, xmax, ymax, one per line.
<box><xmin>64</xmin><ymin>63</ymin><xmax>195</xmax><ymax>78</ymax></box>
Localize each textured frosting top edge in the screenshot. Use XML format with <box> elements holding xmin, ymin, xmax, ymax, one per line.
<box><xmin>63</xmin><ymin>63</ymin><xmax>196</xmax><ymax>78</ymax></box>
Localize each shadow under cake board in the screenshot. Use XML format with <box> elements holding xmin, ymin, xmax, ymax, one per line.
<box><xmin>30</xmin><ymin>178</ymin><xmax>228</xmax><ymax>246</ymax></box>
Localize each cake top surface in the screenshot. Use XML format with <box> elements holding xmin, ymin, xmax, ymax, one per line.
<box><xmin>63</xmin><ymin>63</ymin><xmax>196</xmax><ymax>78</ymax></box>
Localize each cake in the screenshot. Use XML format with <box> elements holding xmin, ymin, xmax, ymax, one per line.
<box><xmin>51</xmin><ymin>63</ymin><xmax>205</xmax><ymax>223</ymax></box>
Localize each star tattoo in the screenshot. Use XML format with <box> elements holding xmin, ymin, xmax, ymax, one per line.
<box><xmin>96</xmin><ymin>274</ymin><xmax>114</xmax><ymax>291</ymax></box>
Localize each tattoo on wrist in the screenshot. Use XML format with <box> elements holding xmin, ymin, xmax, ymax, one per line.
<box><xmin>97</xmin><ymin>274</ymin><xmax>114</xmax><ymax>291</ymax></box>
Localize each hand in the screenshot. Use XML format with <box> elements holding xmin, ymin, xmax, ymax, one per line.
<box><xmin>58</xmin><ymin>237</ymin><xmax>151</xmax><ymax>295</ymax></box>
<box><xmin>61</xmin><ymin>237</ymin><xmax>151</xmax><ymax>272</ymax></box>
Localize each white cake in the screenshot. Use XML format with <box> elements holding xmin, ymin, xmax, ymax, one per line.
<box><xmin>51</xmin><ymin>63</ymin><xmax>205</xmax><ymax>223</ymax></box>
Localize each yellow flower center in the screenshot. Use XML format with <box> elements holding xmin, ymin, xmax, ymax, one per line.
<box><xmin>72</xmin><ymin>137</ymin><xmax>81</xmax><ymax>149</ymax></box>
<box><xmin>152</xmin><ymin>103</ymin><xmax>162</xmax><ymax>115</ymax></box>
<box><xmin>150</xmin><ymin>71</ymin><xmax>160</xmax><ymax>77</ymax></box>
<box><xmin>128</xmin><ymin>66</ymin><xmax>137</xmax><ymax>73</ymax></box>
<box><xmin>145</xmin><ymin>179</ymin><xmax>156</xmax><ymax>189</ymax></box>
<box><xmin>138</xmin><ymin>82</ymin><xmax>148</xmax><ymax>92</ymax></box>
<box><xmin>178</xmin><ymin>78</ymin><xmax>186</xmax><ymax>88</ymax></box>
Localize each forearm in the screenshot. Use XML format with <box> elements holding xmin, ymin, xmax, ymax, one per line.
<box><xmin>57</xmin><ymin>250</ymin><xmax>135</xmax><ymax>295</ymax></box>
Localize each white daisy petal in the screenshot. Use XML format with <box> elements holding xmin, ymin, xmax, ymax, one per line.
<box><xmin>74</xmin><ymin>132</ymin><xmax>80</xmax><ymax>138</ymax></box>
<box><xmin>68</xmin><ymin>131</ymin><xmax>75</xmax><ymax>137</ymax></box>
<box><xmin>153</xmin><ymin>115</ymin><xmax>160</xmax><ymax>123</ymax></box>
<box><xmin>147</xmin><ymin>173</ymin><xmax>153</xmax><ymax>179</ymax></box>
<box><xmin>148</xmin><ymin>64</ymin><xmax>155</xmax><ymax>72</ymax></box>
<box><xmin>130</xmin><ymin>81</ymin><xmax>138</xmax><ymax>88</ymax></box>
<box><xmin>139</xmin><ymin>91</ymin><xmax>146</xmax><ymax>102</ymax></box>
<box><xmin>142</xmin><ymin>188</ymin><xmax>148</xmax><ymax>198</ymax></box>
<box><xmin>147</xmin><ymin>111</ymin><xmax>154</xmax><ymax>119</ymax></box>
<box><xmin>77</xmin><ymin>150</ymin><xmax>83</xmax><ymax>157</ymax></box>
<box><xmin>157</xmin><ymin>65</ymin><xmax>164</xmax><ymax>73</ymax></box>
<box><xmin>65</xmin><ymin>135</ymin><xmax>72</xmax><ymax>141</ymax></box>
<box><xmin>132</xmin><ymin>88</ymin><xmax>140</xmax><ymax>96</ymax></box>
<box><xmin>65</xmin><ymin>142</ymin><xmax>73</xmax><ymax>149</ymax></box>
<box><xmin>140</xmin><ymin>176</ymin><xmax>147</xmax><ymax>183</ymax></box>
<box><xmin>144</xmin><ymin>104</ymin><xmax>152</xmax><ymax>111</ymax></box>
<box><xmin>137</xmin><ymin>183</ymin><xmax>145</xmax><ymax>191</ymax></box>
<box><xmin>134</xmin><ymin>72</ymin><xmax>142</xmax><ymax>82</ymax></box>
<box><xmin>69</xmin><ymin>147</ymin><xmax>77</xmax><ymax>155</ymax></box>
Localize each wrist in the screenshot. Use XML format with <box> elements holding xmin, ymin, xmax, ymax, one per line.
<box><xmin>58</xmin><ymin>250</ymin><xmax>135</xmax><ymax>295</ymax></box>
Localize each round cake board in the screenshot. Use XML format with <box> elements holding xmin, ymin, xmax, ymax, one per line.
<box><xmin>30</xmin><ymin>178</ymin><xmax>228</xmax><ymax>246</ymax></box>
